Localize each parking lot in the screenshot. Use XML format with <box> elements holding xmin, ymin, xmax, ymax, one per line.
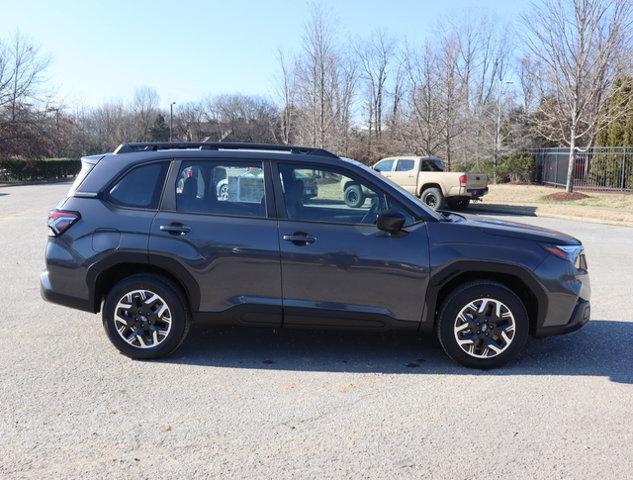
<box><xmin>1</xmin><ymin>182</ymin><xmax>632</xmax><ymax>479</ymax></box>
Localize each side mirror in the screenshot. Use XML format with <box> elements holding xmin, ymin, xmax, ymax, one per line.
<box><xmin>376</xmin><ymin>210</ymin><xmax>406</xmax><ymax>234</ymax></box>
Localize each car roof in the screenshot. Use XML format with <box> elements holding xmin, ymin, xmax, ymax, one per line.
<box><xmin>78</xmin><ymin>143</ymin><xmax>359</xmax><ymax>194</ymax></box>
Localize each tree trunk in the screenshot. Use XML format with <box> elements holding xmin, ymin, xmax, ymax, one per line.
<box><xmin>565</xmin><ymin>134</ymin><xmax>576</xmax><ymax>193</ymax></box>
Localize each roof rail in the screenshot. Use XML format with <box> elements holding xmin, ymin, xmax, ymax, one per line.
<box><xmin>113</xmin><ymin>142</ymin><xmax>338</xmax><ymax>158</ymax></box>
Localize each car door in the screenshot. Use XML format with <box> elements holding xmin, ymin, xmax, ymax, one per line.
<box><xmin>390</xmin><ymin>159</ymin><xmax>418</xmax><ymax>194</ymax></box>
<box><xmin>372</xmin><ymin>158</ymin><xmax>395</xmax><ymax>179</ymax></box>
<box><xmin>149</xmin><ymin>158</ymin><xmax>282</xmax><ymax>327</ymax></box>
<box><xmin>273</xmin><ymin>161</ymin><xmax>430</xmax><ymax>328</ymax></box>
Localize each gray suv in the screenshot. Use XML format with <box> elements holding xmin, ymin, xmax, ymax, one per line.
<box><xmin>41</xmin><ymin>142</ymin><xmax>591</xmax><ymax>369</ymax></box>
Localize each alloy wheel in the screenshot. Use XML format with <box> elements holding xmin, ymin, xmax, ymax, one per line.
<box><xmin>114</xmin><ymin>290</ymin><xmax>172</xmax><ymax>349</ymax></box>
<box><xmin>453</xmin><ymin>298</ymin><xmax>516</xmax><ymax>358</ymax></box>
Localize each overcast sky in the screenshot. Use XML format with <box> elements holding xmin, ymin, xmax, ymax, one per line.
<box><xmin>2</xmin><ymin>0</ymin><xmax>523</xmax><ymax>108</ymax></box>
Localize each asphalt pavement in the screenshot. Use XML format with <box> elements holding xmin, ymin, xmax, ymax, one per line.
<box><xmin>1</xmin><ymin>183</ymin><xmax>631</xmax><ymax>479</ymax></box>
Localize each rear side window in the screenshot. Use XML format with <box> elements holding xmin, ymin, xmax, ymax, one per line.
<box><xmin>108</xmin><ymin>162</ymin><xmax>168</xmax><ymax>209</ymax></box>
<box><xmin>395</xmin><ymin>160</ymin><xmax>415</xmax><ymax>171</ymax></box>
<box><xmin>175</xmin><ymin>160</ymin><xmax>266</xmax><ymax>218</ymax></box>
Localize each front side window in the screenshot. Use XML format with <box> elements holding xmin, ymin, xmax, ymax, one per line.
<box><xmin>175</xmin><ymin>160</ymin><xmax>266</xmax><ymax>218</ymax></box>
<box><xmin>108</xmin><ymin>162</ymin><xmax>168</xmax><ymax>209</ymax></box>
<box><xmin>395</xmin><ymin>159</ymin><xmax>415</xmax><ymax>172</ymax></box>
<box><xmin>279</xmin><ymin>164</ymin><xmax>413</xmax><ymax>225</ymax></box>
<box><xmin>373</xmin><ymin>159</ymin><xmax>394</xmax><ymax>172</ymax></box>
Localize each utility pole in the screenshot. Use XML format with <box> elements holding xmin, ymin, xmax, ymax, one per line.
<box><xmin>169</xmin><ymin>102</ymin><xmax>176</xmax><ymax>141</ymax></box>
<box><xmin>494</xmin><ymin>80</ymin><xmax>513</xmax><ymax>184</ymax></box>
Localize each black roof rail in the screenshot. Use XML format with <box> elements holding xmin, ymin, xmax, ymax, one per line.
<box><xmin>113</xmin><ymin>142</ymin><xmax>339</xmax><ymax>158</ymax></box>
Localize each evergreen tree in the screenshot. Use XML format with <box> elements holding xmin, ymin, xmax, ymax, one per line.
<box><xmin>597</xmin><ymin>77</ymin><xmax>633</xmax><ymax>147</ymax></box>
<box><xmin>149</xmin><ymin>114</ymin><xmax>170</xmax><ymax>141</ymax></box>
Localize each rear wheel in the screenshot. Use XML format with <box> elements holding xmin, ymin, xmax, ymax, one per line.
<box><xmin>436</xmin><ymin>281</ymin><xmax>529</xmax><ymax>369</ymax></box>
<box><xmin>344</xmin><ymin>184</ymin><xmax>365</xmax><ymax>208</ymax></box>
<box><xmin>420</xmin><ymin>187</ymin><xmax>446</xmax><ymax>210</ymax></box>
<box><xmin>102</xmin><ymin>274</ymin><xmax>190</xmax><ymax>359</ymax></box>
<box><xmin>447</xmin><ymin>197</ymin><xmax>470</xmax><ymax>210</ymax></box>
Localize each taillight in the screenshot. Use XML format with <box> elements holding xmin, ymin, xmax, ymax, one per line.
<box><xmin>47</xmin><ymin>210</ymin><xmax>80</xmax><ymax>236</ymax></box>
<box><xmin>459</xmin><ymin>174</ymin><xmax>468</xmax><ymax>186</ymax></box>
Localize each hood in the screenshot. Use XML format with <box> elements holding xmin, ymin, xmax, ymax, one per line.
<box><xmin>444</xmin><ymin>213</ymin><xmax>580</xmax><ymax>245</ymax></box>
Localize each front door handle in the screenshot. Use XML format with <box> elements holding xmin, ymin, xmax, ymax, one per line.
<box><xmin>160</xmin><ymin>223</ymin><xmax>191</xmax><ymax>235</ymax></box>
<box><xmin>283</xmin><ymin>233</ymin><xmax>316</xmax><ymax>245</ymax></box>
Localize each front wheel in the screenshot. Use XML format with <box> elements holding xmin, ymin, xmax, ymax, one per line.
<box><xmin>436</xmin><ymin>281</ymin><xmax>529</xmax><ymax>369</ymax></box>
<box><xmin>102</xmin><ymin>274</ymin><xmax>190</xmax><ymax>359</ymax></box>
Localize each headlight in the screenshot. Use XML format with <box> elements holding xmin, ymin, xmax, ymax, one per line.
<box><xmin>543</xmin><ymin>244</ymin><xmax>585</xmax><ymax>267</ymax></box>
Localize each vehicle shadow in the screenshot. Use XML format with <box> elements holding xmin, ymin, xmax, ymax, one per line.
<box><xmin>163</xmin><ymin>319</ymin><xmax>632</xmax><ymax>384</ymax></box>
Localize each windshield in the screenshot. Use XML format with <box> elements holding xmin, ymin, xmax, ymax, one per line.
<box><xmin>341</xmin><ymin>157</ymin><xmax>443</xmax><ymax>220</ymax></box>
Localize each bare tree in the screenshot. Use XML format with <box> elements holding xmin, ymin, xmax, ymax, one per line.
<box><xmin>523</xmin><ymin>0</ymin><xmax>633</xmax><ymax>192</ymax></box>
<box><xmin>275</xmin><ymin>48</ymin><xmax>297</xmax><ymax>144</ymax></box>
<box><xmin>356</xmin><ymin>30</ymin><xmax>394</xmax><ymax>156</ymax></box>
<box><xmin>132</xmin><ymin>86</ymin><xmax>160</xmax><ymax>139</ymax></box>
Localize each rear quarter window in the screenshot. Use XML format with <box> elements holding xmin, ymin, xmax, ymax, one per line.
<box><xmin>107</xmin><ymin>162</ymin><xmax>168</xmax><ymax>209</ymax></box>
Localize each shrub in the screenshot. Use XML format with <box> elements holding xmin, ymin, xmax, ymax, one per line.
<box><xmin>0</xmin><ymin>158</ymin><xmax>81</xmax><ymax>182</ymax></box>
<box><xmin>453</xmin><ymin>153</ymin><xmax>535</xmax><ymax>184</ymax></box>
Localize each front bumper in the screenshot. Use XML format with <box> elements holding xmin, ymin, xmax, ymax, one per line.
<box><xmin>535</xmin><ymin>299</ymin><xmax>591</xmax><ymax>337</ymax></box>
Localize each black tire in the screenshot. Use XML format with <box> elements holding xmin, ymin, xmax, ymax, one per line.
<box><xmin>420</xmin><ymin>187</ymin><xmax>446</xmax><ymax>210</ymax></box>
<box><xmin>344</xmin><ymin>184</ymin><xmax>365</xmax><ymax>208</ymax></box>
<box><xmin>447</xmin><ymin>197</ymin><xmax>470</xmax><ymax>210</ymax></box>
<box><xmin>102</xmin><ymin>274</ymin><xmax>190</xmax><ymax>360</ymax></box>
<box><xmin>436</xmin><ymin>281</ymin><xmax>529</xmax><ymax>369</ymax></box>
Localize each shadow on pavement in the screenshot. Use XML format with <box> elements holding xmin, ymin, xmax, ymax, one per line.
<box><xmin>162</xmin><ymin>319</ymin><xmax>632</xmax><ymax>384</ymax></box>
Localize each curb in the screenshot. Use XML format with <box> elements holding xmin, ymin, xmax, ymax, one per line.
<box><xmin>469</xmin><ymin>204</ymin><xmax>633</xmax><ymax>228</ymax></box>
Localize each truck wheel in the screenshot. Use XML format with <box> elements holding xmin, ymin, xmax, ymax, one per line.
<box><xmin>421</xmin><ymin>187</ymin><xmax>446</xmax><ymax>210</ymax></box>
<box><xmin>344</xmin><ymin>184</ymin><xmax>365</xmax><ymax>208</ymax></box>
<box><xmin>436</xmin><ymin>281</ymin><xmax>529</xmax><ymax>369</ymax></box>
<box><xmin>447</xmin><ymin>197</ymin><xmax>470</xmax><ymax>210</ymax></box>
<box><xmin>102</xmin><ymin>274</ymin><xmax>191</xmax><ymax>360</ymax></box>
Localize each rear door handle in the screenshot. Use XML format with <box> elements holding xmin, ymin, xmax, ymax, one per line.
<box><xmin>283</xmin><ymin>233</ymin><xmax>316</xmax><ymax>245</ymax></box>
<box><xmin>160</xmin><ymin>223</ymin><xmax>191</xmax><ymax>235</ymax></box>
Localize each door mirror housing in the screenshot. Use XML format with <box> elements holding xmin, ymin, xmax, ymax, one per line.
<box><xmin>376</xmin><ymin>210</ymin><xmax>406</xmax><ymax>233</ymax></box>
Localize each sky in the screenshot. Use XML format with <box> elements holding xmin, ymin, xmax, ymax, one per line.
<box><xmin>2</xmin><ymin>0</ymin><xmax>524</xmax><ymax>108</ymax></box>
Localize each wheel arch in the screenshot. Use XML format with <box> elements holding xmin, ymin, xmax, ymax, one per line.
<box><xmin>421</xmin><ymin>261</ymin><xmax>547</xmax><ymax>336</ymax></box>
<box><xmin>418</xmin><ymin>183</ymin><xmax>443</xmax><ymax>197</ymax></box>
<box><xmin>88</xmin><ymin>254</ymin><xmax>200</xmax><ymax>314</ymax></box>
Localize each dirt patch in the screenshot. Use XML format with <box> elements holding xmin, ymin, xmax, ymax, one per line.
<box><xmin>542</xmin><ymin>191</ymin><xmax>591</xmax><ymax>201</ymax></box>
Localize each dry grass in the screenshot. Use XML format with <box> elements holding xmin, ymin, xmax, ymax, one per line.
<box><xmin>476</xmin><ymin>184</ymin><xmax>633</xmax><ymax>225</ymax></box>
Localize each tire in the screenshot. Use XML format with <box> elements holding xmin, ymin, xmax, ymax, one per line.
<box><xmin>447</xmin><ymin>197</ymin><xmax>470</xmax><ymax>210</ymax></box>
<box><xmin>102</xmin><ymin>274</ymin><xmax>191</xmax><ymax>360</ymax></box>
<box><xmin>217</xmin><ymin>182</ymin><xmax>229</xmax><ymax>201</ymax></box>
<box><xmin>420</xmin><ymin>187</ymin><xmax>446</xmax><ymax>210</ymax></box>
<box><xmin>436</xmin><ymin>281</ymin><xmax>529</xmax><ymax>369</ymax></box>
<box><xmin>344</xmin><ymin>184</ymin><xmax>365</xmax><ymax>208</ymax></box>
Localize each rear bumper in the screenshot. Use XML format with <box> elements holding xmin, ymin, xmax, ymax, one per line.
<box><xmin>535</xmin><ymin>299</ymin><xmax>591</xmax><ymax>337</ymax></box>
<box><xmin>40</xmin><ymin>269</ymin><xmax>94</xmax><ymax>312</ymax></box>
<box><xmin>465</xmin><ymin>187</ymin><xmax>489</xmax><ymax>198</ymax></box>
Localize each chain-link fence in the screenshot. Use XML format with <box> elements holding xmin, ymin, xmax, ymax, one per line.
<box><xmin>532</xmin><ymin>147</ymin><xmax>633</xmax><ymax>192</ymax></box>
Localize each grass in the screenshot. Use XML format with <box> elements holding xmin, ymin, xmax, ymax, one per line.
<box><xmin>476</xmin><ymin>184</ymin><xmax>633</xmax><ymax>226</ymax></box>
